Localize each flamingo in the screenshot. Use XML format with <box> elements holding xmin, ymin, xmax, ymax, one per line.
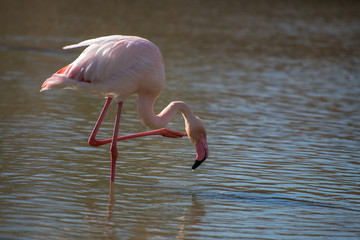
<box><xmin>40</xmin><ymin>35</ymin><xmax>208</xmax><ymax>182</ymax></box>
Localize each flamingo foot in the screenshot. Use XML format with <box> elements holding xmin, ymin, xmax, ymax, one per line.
<box><xmin>158</xmin><ymin>128</ymin><xmax>187</xmax><ymax>138</ymax></box>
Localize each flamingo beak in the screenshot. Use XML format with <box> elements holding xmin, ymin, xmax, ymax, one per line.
<box><xmin>192</xmin><ymin>136</ymin><xmax>208</xmax><ymax>169</ymax></box>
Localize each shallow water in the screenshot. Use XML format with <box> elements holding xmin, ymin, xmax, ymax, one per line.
<box><xmin>1</xmin><ymin>0</ymin><xmax>360</xmax><ymax>239</ymax></box>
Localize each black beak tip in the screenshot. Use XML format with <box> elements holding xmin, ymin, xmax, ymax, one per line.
<box><xmin>192</xmin><ymin>158</ymin><xmax>206</xmax><ymax>170</ymax></box>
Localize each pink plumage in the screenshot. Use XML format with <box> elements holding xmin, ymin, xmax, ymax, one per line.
<box><xmin>41</xmin><ymin>35</ymin><xmax>165</xmax><ymax>101</ymax></box>
<box><xmin>41</xmin><ymin>35</ymin><xmax>208</xmax><ymax>182</ymax></box>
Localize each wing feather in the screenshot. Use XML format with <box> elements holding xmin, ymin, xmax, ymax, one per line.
<box><xmin>63</xmin><ymin>35</ymin><xmax>125</xmax><ymax>50</ymax></box>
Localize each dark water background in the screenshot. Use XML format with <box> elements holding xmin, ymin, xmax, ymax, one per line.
<box><xmin>1</xmin><ymin>0</ymin><xmax>360</xmax><ymax>239</ymax></box>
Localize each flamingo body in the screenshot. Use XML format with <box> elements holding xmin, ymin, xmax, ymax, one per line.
<box><xmin>42</xmin><ymin>35</ymin><xmax>165</xmax><ymax>102</ymax></box>
<box><xmin>41</xmin><ymin>35</ymin><xmax>208</xmax><ymax>182</ymax></box>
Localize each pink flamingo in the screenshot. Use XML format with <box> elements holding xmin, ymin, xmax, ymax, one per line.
<box><xmin>40</xmin><ymin>35</ymin><xmax>208</xmax><ymax>182</ymax></box>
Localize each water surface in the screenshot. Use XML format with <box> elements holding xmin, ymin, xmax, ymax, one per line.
<box><xmin>1</xmin><ymin>1</ymin><xmax>360</xmax><ymax>239</ymax></box>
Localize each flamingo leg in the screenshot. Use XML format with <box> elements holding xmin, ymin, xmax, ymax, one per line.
<box><xmin>88</xmin><ymin>99</ymin><xmax>186</xmax><ymax>148</ymax></box>
<box><xmin>88</xmin><ymin>97</ymin><xmax>113</xmax><ymax>146</ymax></box>
<box><xmin>88</xmin><ymin>98</ymin><xmax>186</xmax><ymax>182</ymax></box>
<box><xmin>110</xmin><ymin>102</ymin><xmax>122</xmax><ymax>182</ymax></box>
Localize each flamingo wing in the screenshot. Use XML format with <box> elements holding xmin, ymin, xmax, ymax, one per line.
<box><xmin>63</xmin><ymin>35</ymin><xmax>127</xmax><ymax>50</ymax></box>
<box><xmin>41</xmin><ymin>35</ymin><xmax>165</xmax><ymax>101</ymax></box>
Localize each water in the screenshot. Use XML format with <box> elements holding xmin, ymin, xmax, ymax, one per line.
<box><xmin>1</xmin><ymin>0</ymin><xmax>360</xmax><ymax>239</ymax></box>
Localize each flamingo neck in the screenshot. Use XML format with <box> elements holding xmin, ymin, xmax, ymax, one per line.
<box><xmin>137</xmin><ymin>94</ymin><xmax>195</xmax><ymax>129</ymax></box>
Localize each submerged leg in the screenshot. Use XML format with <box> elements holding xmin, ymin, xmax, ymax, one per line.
<box><xmin>110</xmin><ymin>102</ymin><xmax>122</xmax><ymax>182</ymax></box>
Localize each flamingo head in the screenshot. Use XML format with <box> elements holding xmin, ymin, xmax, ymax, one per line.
<box><xmin>185</xmin><ymin>116</ymin><xmax>209</xmax><ymax>169</ymax></box>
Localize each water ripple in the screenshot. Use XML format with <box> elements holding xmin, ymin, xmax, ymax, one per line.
<box><xmin>1</xmin><ymin>1</ymin><xmax>360</xmax><ymax>239</ymax></box>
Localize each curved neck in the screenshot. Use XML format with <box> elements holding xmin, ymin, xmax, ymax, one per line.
<box><xmin>137</xmin><ymin>94</ymin><xmax>195</xmax><ymax>129</ymax></box>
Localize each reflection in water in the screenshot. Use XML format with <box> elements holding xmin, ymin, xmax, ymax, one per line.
<box><xmin>107</xmin><ymin>182</ymin><xmax>116</xmax><ymax>222</ymax></box>
<box><xmin>1</xmin><ymin>0</ymin><xmax>360</xmax><ymax>239</ymax></box>
<box><xmin>176</xmin><ymin>195</ymin><xmax>206</xmax><ymax>240</ymax></box>
<box><xmin>105</xmin><ymin>182</ymin><xmax>116</xmax><ymax>239</ymax></box>
<box><xmin>82</xmin><ymin>182</ymin><xmax>206</xmax><ymax>240</ymax></box>
<box><xmin>82</xmin><ymin>184</ymin><xmax>115</xmax><ymax>240</ymax></box>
